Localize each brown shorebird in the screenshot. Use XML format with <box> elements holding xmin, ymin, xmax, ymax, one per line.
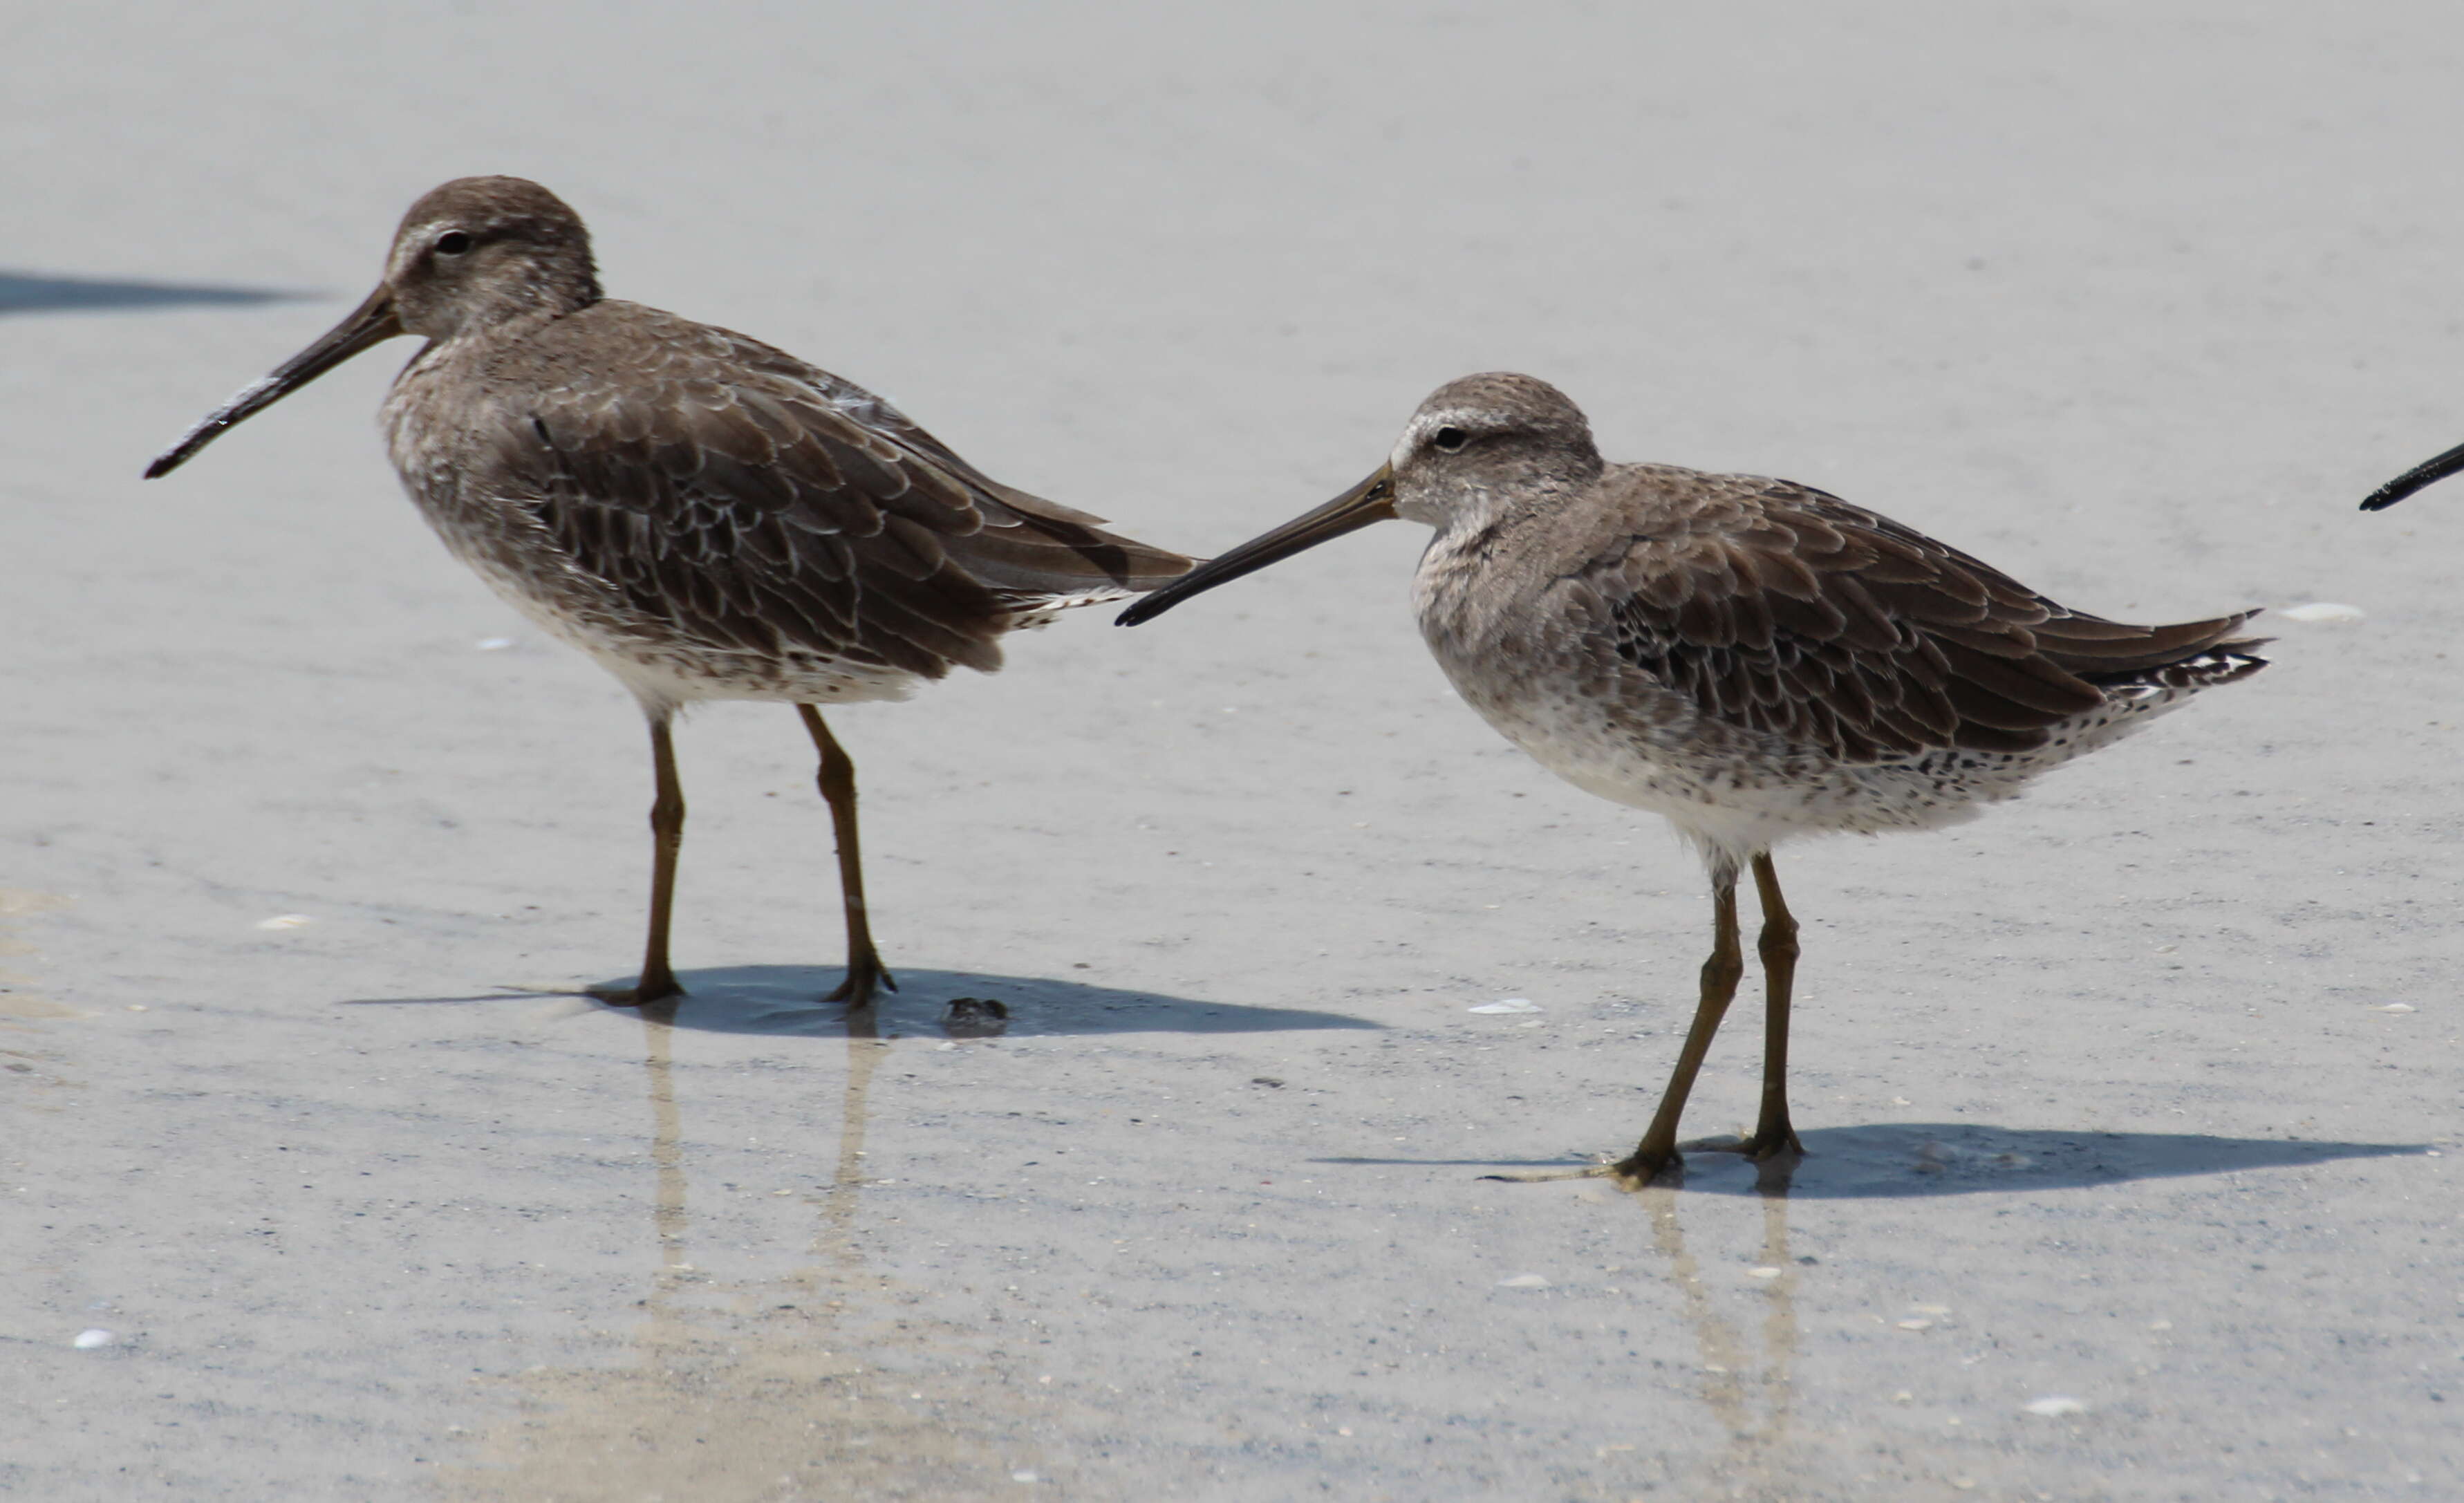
<box><xmin>1121</xmin><ymin>373</ymin><xmax>2265</xmax><ymax>1184</ymax></box>
<box><xmin>147</xmin><ymin>176</ymin><xmax>1191</xmax><ymax>1007</ymax></box>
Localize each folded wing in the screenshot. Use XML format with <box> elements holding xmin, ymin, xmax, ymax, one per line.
<box><xmin>487</xmin><ymin>302</ymin><xmax>1192</xmax><ymax>681</ymax></box>
<box><xmin>1570</xmin><ymin>469</ymin><xmax>2260</xmax><ymax>763</ymax></box>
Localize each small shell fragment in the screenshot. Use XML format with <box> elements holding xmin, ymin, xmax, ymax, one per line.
<box><xmin>1471</xmin><ymin>998</ymin><xmax>1540</xmax><ymax>1014</ymax></box>
<box><xmin>2277</xmin><ymin>602</ymin><xmax>2364</xmax><ymax>624</ymax></box>
<box><xmin>73</xmin><ymin>1329</ymin><xmax>114</xmax><ymax>1349</ymax></box>
<box><xmin>1496</xmin><ymin>1273</ymin><xmax>1550</xmax><ymax>1288</ymax></box>
<box><xmin>2023</xmin><ymin>1395</ymin><xmax>2089</xmax><ymax>1417</ymax></box>
<box><xmin>1895</xmin><ymin>1318</ymin><xmax>1934</xmax><ymax>1331</ymax></box>
<box><xmin>255</xmin><ymin>915</ymin><xmax>312</xmax><ymax>931</ymax></box>
<box><xmin>2378</xmin><ymin>1003</ymin><xmax>2417</xmax><ymax>1014</ymax></box>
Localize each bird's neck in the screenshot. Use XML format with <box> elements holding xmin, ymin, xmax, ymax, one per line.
<box><xmin>411</xmin><ymin>271</ymin><xmax>599</xmax><ymax>346</ymax></box>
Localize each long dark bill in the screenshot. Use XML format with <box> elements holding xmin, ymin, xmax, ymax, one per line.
<box><xmin>2360</xmin><ymin>438</ymin><xmax>2464</xmax><ymax>512</ymax></box>
<box><xmin>143</xmin><ymin>285</ymin><xmax>405</xmax><ymax>479</ymax></box>
<box><xmin>1116</xmin><ymin>463</ymin><xmax>1397</xmax><ymax>626</ymax></box>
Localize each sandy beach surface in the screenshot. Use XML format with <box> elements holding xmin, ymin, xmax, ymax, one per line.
<box><xmin>7</xmin><ymin>4</ymin><xmax>2461</xmax><ymax>1498</ymax></box>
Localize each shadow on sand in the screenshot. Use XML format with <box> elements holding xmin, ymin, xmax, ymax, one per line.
<box><xmin>1323</xmin><ymin>1120</ymin><xmax>2428</xmax><ymax>1197</ymax></box>
<box><xmin>0</xmin><ymin>270</ymin><xmax>305</xmax><ymax>315</ymax></box>
<box><xmin>347</xmin><ymin>962</ymin><xmax>1381</xmax><ymax>1040</ymax></box>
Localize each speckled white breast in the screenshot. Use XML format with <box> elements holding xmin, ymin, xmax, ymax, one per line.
<box><xmin>1412</xmin><ymin>540</ymin><xmax>2207</xmax><ymax>866</ymax></box>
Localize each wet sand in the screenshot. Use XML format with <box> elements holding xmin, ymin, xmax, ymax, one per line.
<box><xmin>6</xmin><ymin>4</ymin><xmax>2461</xmax><ymax>1498</ymax></box>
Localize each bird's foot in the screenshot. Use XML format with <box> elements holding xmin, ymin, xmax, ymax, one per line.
<box><xmin>1483</xmin><ymin>1130</ymin><xmax>1795</xmax><ymax>1189</ymax></box>
<box><xmin>827</xmin><ymin>956</ymin><xmax>897</xmax><ymax>1007</ymax></box>
<box><xmin>587</xmin><ymin>973</ymin><xmax>685</xmax><ymax>1008</ymax></box>
<box><xmin>1609</xmin><ymin>1147</ymin><xmax>1683</xmax><ymax>1187</ymax></box>
<box><xmin>1679</xmin><ymin>1128</ymin><xmax>1804</xmax><ymax>1192</ymax></box>
<box><xmin>1736</xmin><ymin>1126</ymin><xmax>1804</xmax><ymax>1164</ymax></box>
<box><xmin>1680</xmin><ymin>1128</ymin><xmax>1804</xmax><ymax>1164</ymax></box>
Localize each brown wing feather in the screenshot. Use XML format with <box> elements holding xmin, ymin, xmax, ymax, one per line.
<box><xmin>718</xmin><ymin>329</ymin><xmax>1193</xmax><ymax>592</ymax></box>
<box><xmin>1585</xmin><ymin>470</ymin><xmax>2257</xmax><ymax>763</ymax></box>
<box><xmin>485</xmin><ymin>301</ymin><xmax>1190</xmax><ymax>680</ymax></box>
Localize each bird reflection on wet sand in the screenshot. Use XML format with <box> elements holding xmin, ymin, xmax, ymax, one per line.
<box><xmin>1636</xmin><ymin>1183</ymin><xmax>1807</xmax><ymax>1500</ymax></box>
<box><xmin>436</xmin><ymin>1002</ymin><xmax>1073</xmax><ymax>1498</ymax></box>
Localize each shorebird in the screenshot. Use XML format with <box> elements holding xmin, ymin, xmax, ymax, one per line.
<box><xmin>2361</xmin><ymin>436</ymin><xmax>2464</xmax><ymax>510</ymax></box>
<box><xmin>147</xmin><ymin>176</ymin><xmax>1191</xmax><ymax>1007</ymax></box>
<box><xmin>1121</xmin><ymin>373</ymin><xmax>2265</xmax><ymax>1183</ymax></box>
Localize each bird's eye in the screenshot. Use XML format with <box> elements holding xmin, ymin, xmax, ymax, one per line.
<box><xmin>1432</xmin><ymin>426</ymin><xmax>1469</xmax><ymax>453</ymax></box>
<box><xmin>434</xmin><ymin>231</ymin><xmax>474</xmax><ymax>256</ymax></box>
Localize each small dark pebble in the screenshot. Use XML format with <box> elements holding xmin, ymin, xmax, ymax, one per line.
<box><xmin>1251</xmin><ymin>1076</ymin><xmax>1285</xmax><ymax>1088</ymax></box>
<box><xmin>943</xmin><ymin>997</ymin><xmax>1009</xmax><ymax>1038</ymax></box>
